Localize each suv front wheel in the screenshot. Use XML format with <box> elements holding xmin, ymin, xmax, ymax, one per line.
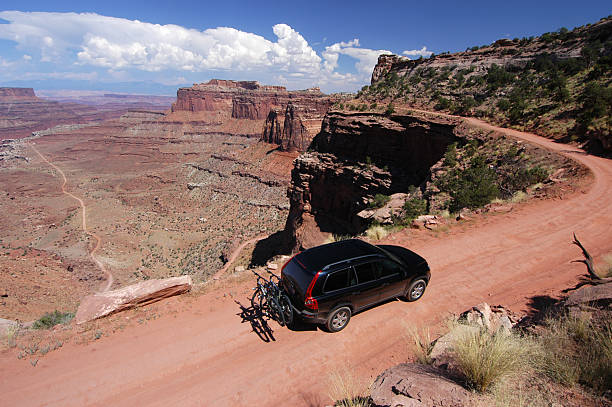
<box><xmin>326</xmin><ymin>306</ymin><xmax>352</xmax><ymax>332</ymax></box>
<box><xmin>405</xmin><ymin>278</ymin><xmax>427</xmax><ymax>302</ymax></box>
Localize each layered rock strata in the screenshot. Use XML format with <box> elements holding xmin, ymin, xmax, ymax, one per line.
<box><xmin>172</xmin><ymin>79</ymin><xmax>330</xmax><ymax>120</ymax></box>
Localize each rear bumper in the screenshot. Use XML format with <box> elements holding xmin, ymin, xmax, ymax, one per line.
<box><xmin>291</xmin><ymin>305</ymin><xmax>327</xmax><ymax>324</ymax></box>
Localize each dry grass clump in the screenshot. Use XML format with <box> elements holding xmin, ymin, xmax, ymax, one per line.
<box><xmin>595</xmin><ymin>252</ymin><xmax>612</xmax><ymax>278</ymax></box>
<box><xmin>453</xmin><ymin>327</ymin><xmax>534</xmax><ymax>392</ymax></box>
<box><xmin>407</xmin><ymin>327</ymin><xmax>434</xmax><ymax>365</ymax></box>
<box><xmin>535</xmin><ymin>315</ymin><xmax>612</xmax><ymax>393</ymax></box>
<box><xmin>365</xmin><ymin>225</ymin><xmax>388</xmax><ymax>241</ymax></box>
<box><xmin>327</xmin><ymin>370</ymin><xmax>371</xmax><ymax>407</ymax></box>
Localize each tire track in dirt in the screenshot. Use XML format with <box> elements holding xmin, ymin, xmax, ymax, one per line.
<box><xmin>30</xmin><ymin>143</ymin><xmax>114</xmax><ymax>292</ymax></box>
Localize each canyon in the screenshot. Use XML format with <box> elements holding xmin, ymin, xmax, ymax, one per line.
<box><xmin>0</xmin><ymin>88</ymin><xmax>174</xmax><ymax>140</ymax></box>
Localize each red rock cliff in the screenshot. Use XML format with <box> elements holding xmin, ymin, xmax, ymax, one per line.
<box><xmin>0</xmin><ymin>87</ymin><xmax>37</xmax><ymax>99</ymax></box>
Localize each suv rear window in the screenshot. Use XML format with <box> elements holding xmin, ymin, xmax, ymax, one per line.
<box><xmin>324</xmin><ymin>268</ymin><xmax>356</xmax><ymax>292</ymax></box>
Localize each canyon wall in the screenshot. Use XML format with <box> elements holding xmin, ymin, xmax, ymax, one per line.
<box><xmin>172</xmin><ymin>80</ymin><xmax>333</xmax><ymax>149</ymax></box>
<box><xmin>0</xmin><ymin>87</ymin><xmax>37</xmax><ymax>99</ymax></box>
<box><xmin>284</xmin><ymin>112</ymin><xmax>462</xmax><ymax>250</ymax></box>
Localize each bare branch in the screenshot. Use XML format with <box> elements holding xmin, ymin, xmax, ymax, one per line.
<box><xmin>572</xmin><ymin>233</ymin><xmax>601</xmax><ymax>280</ymax></box>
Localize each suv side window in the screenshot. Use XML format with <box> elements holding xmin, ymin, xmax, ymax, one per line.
<box><xmin>354</xmin><ymin>262</ymin><xmax>376</xmax><ymax>284</ymax></box>
<box><xmin>324</xmin><ymin>268</ymin><xmax>356</xmax><ymax>292</ymax></box>
<box><xmin>375</xmin><ymin>259</ymin><xmax>402</xmax><ymax>279</ymax></box>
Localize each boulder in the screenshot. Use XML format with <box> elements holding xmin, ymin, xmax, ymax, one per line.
<box><xmin>370</xmin><ymin>363</ymin><xmax>473</xmax><ymax>407</ymax></box>
<box><xmin>459</xmin><ymin>303</ymin><xmax>521</xmax><ymax>334</ymax></box>
<box><xmin>565</xmin><ymin>281</ymin><xmax>612</xmax><ymax>306</ymax></box>
<box><xmin>75</xmin><ymin>276</ymin><xmax>192</xmax><ymax>324</ymax></box>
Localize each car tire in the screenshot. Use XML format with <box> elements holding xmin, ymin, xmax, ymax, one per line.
<box><xmin>405</xmin><ymin>278</ymin><xmax>427</xmax><ymax>302</ymax></box>
<box><xmin>326</xmin><ymin>306</ymin><xmax>351</xmax><ymax>332</ymax></box>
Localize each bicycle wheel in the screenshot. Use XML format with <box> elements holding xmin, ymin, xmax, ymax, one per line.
<box><xmin>279</xmin><ymin>294</ymin><xmax>293</xmax><ymax>327</ymax></box>
<box><xmin>266</xmin><ymin>296</ymin><xmax>285</xmax><ymax>326</ymax></box>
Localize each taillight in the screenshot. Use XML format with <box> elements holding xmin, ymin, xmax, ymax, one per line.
<box><xmin>304</xmin><ymin>297</ymin><xmax>318</xmax><ymax>310</ymax></box>
<box><xmin>304</xmin><ymin>271</ymin><xmax>321</xmax><ymax>311</ymax></box>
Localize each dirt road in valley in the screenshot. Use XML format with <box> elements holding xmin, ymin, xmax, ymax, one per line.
<box><xmin>30</xmin><ymin>143</ymin><xmax>114</xmax><ymax>292</ymax></box>
<box><xmin>2</xmin><ymin>120</ymin><xmax>611</xmax><ymax>406</ymax></box>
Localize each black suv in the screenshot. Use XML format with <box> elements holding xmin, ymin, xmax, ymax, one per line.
<box><xmin>280</xmin><ymin>239</ymin><xmax>430</xmax><ymax>332</ymax></box>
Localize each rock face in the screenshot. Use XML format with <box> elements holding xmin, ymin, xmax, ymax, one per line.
<box><xmin>261</xmin><ymin>101</ymin><xmax>331</xmax><ymax>152</ymax></box>
<box><xmin>370</xmin><ymin>363</ymin><xmax>473</xmax><ymax>407</ymax></box>
<box><xmin>284</xmin><ymin>112</ymin><xmax>461</xmax><ymax>250</ymax></box>
<box><xmin>0</xmin><ymin>87</ymin><xmax>36</xmax><ymax>99</ymax></box>
<box><xmin>565</xmin><ymin>280</ymin><xmax>612</xmax><ymax>306</ymax></box>
<box><xmin>172</xmin><ymin>79</ymin><xmax>331</xmax><ymax>120</ymax></box>
<box><xmin>75</xmin><ymin>276</ymin><xmax>192</xmax><ymax>324</ymax></box>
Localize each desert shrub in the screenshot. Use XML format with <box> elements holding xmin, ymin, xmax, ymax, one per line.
<box><xmin>408</xmin><ymin>327</ymin><xmax>434</xmax><ymax>365</ymax></box>
<box><xmin>486</xmin><ymin>64</ymin><xmax>515</xmax><ymax>90</ymax></box>
<box><xmin>403</xmin><ymin>197</ymin><xmax>427</xmax><ymax>221</ymax></box>
<box><xmin>578</xmin><ymin>82</ymin><xmax>612</xmax><ymax>126</ymax></box>
<box><xmin>443</xmin><ymin>142</ymin><xmax>458</xmax><ymax>167</ymax></box>
<box><xmin>502</xmin><ymin>166</ymin><xmax>549</xmax><ymax>194</ymax></box>
<box><xmin>328</xmin><ymin>370</ymin><xmax>371</xmax><ymax>407</ymax></box>
<box><xmin>497</xmin><ymin>98</ymin><xmax>511</xmax><ymax>111</ymax></box>
<box><xmin>384</xmin><ymin>102</ymin><xmax>395</xmax><ymax>115</ymax></box>
<box><xmin>597</xmin><ymin>253</ymin><xmax>612</xmax><ymax>278</ymax></box>
<box><xmin>325</xmin><ymin>234</ymin><xmax>354</xmax><ymax>244</ymax></box>
<box><xmin>32</xmin><ymin>310</ymin><xmax>74</xmax><ymax>329</ymax></box>
<box><xmin>536</xmin><ymin>315</ymin><xmax>612</xmax><ymax>393</ymax></box>
<box><xmin>453</xmin><ymin>327</ymin><xmax>533</xmax><ymax>392</ymax></box>
<box><xmin>437</xmin><ymin>155</ymin><xmax>499</xmax><ymax>212</ymax></box>
<box><xmin>366</xmin><ymin>225</ymin><xmax>388</xmax><ymax>241</ymax></box>
<box><xmin>435</xmin><ymin>96</ymin><xmax>451</xmax><ymax>110</ymax></box>
<box><xmin>368</xmin><ymin>194</ymin><xmax>390</xmax><ymax>209</ymax></box>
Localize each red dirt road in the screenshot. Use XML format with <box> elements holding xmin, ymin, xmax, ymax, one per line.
<box><xmin>2</xmin><ymin>119</ymin><xmax>611</xmax><ymax>406</ymax></box>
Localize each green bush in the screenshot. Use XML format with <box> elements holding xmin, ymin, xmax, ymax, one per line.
<box><xmin>384</xmin><ymin>102</ymin><xmax>395</xmax><ymax>115</ymax></box>
<box><xmin>502</xmin><ymin>166</ymin><xmax>549</xmax><ymax>193</ymax></box>
<box><xmin>33</xmin><ymin>310</ymin><xmax>75</xmax><ymax>329</ymax></box>
<box><xmin>369</xmin><ymin>193</ymin><xmax>390</xmax><ymax>209</ymax></box>
<box><xmin>443</xmin><ymin>142</ymin><xmax>458</xmax><ymax>167</ymax></box>
<box><xmin>437</xmin><ymin>155</ymin><xmax>499</xmax><ymax>212</ymax></box>
<box><xmin>486</xmin><ymin>64</ymin><xmax>515</xmax><ymax>90</ymax></box>
<box><xmin>403</xmin><ymin>197</ymin><xmax>427</xmax><ymax>220</ymax></box>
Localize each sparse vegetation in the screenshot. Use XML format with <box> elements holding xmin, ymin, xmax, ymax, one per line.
<box><xmin>407</xmin><ymin>327</ymin><xmax>434</xmax><ymax>365</ymax></box>
<box><xmin>368</xmin><ymin>193</ymin><xmax>390</xmax><ymax>209</ymax></box>
<box><xmin>328</xmin><ymin>370</ymin><xmax>372</xmax><ymax>407</ymax></box>
<box><xmin>535</xmin><ymin>315</ymin><xmax>612</xmax><ymax>393</ymax></box>
<box><xmin>453</xmin><ymin>325</ymin><xmax>534</xmax><ymax>392</ymax></box>
<box><xmin>402</xmin><ymin>197</ymin><xmax>427</xmax><ymax>221</ymax></box>
<box><xmin>365</xmin><ymin>225</ymin><xmax>388</xmax><ymax>241</ymax></box>
<box><xmin>32</xmin><ymin>310</ymin><xmax>75</xmax><ymax>329</ymax></box>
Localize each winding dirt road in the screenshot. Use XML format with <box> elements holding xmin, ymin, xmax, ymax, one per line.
<box><xmin>30</xmin><ymin>143</ymin><xmax>114</xmax><ymax>292</ymax></box>
<box><xmin>2</xmin><ymin>120</ymin><xmax>611</xmax><ymax>406</ymax></box>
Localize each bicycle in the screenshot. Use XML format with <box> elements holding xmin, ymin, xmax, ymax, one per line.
<box><xmin>251</xmin><ymin>270</ymin><xmax>293</xmax><ymax>327</ymax></box>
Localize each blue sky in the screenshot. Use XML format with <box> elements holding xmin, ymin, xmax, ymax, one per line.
<box><xmin>0</xmin><ymin>1</ymin><xmax>610</xmax><ymax>94</ymax></box>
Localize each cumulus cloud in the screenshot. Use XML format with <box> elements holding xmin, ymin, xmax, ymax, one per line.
<box><xmin>0</xmin><ymin>11</ymin><xmax>429</xmax><ymax>92</ymax></box>
<box><xmin>402</xmin><ymin>46</ymin><xmax>433</xmax><ymax>58</ymax></box>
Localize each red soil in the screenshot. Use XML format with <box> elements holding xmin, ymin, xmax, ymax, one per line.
<box><xmin>1</xmin><ymin>117</ymin><xmax>611</xmax><ymax>406</ymax></box>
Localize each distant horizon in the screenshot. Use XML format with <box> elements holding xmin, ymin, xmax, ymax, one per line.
<box><xmin>1</xmin><ymin>2</ymin><xmax>610</xmax><ymax>94</ymax></box>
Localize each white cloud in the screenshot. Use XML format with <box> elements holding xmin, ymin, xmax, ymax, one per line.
<box><xmin>0</xmin><ymin>11</ymin><xmax>430</xmax><ymax>92</ymax></box>
<box><xmin>402</xmin><ymin>46</ymin><xmax>433</xmax><ymax>58</ymax></box>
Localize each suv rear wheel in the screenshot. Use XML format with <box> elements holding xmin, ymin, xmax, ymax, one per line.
<box><xmin>326</xmin><ymin>306</ymin><xmax>351</xmax><ymax>332</ymax></box>
<box><xmin>405</xmin><ymin>278</ymin><xmax>427</xmax><ymax>302</ymax></box>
